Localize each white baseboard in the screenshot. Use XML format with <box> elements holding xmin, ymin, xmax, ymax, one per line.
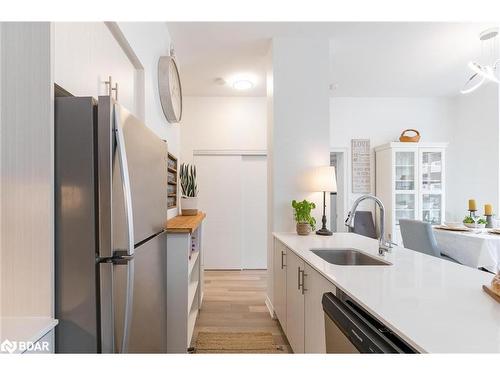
<box><xmin>265</xmin><ymin>295</ymin><xmax>275</xmax><ymax>319</ymax></box>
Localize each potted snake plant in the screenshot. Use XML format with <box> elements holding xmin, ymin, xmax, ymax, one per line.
<box><xmin>180</xmin><ymin>163</ymin><xmax>198</xmax><ymax>216</ymax></box>
<box><xmin>292</xmin><ymin>199</ymin><xmax>316</xmax><ymax>235</ymax></box>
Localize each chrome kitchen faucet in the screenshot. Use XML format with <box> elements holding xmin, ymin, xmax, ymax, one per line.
<box><xmin>345</xmin><ymin>194</ymin><xmax>392</xmax><ymax>255</ymax></box>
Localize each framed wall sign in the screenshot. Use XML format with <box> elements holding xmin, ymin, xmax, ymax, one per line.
<box><xmin>351</xmin><ymin>139</ymin><xmax>371</xmax><ymax>193</ymax></box>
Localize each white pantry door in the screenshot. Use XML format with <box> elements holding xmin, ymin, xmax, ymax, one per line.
<box><xmin>194</xmin><ymin>153</ymin><xmax>267</xmax><ymax>270</ymax></box>
<box><xmin>194</xmin><ymin>155</ymin><xmax>243</xmax><ymax>269</ymax></box>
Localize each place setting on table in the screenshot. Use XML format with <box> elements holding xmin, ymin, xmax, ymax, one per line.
<box><xmin>434</xmin><ymin>199</ymin><xmax>499</xmax><ymax>233</ymax></box>
<box><xmin>432</xmin><ymin>199</ymin><xmax>500</xmax><ymax>302</ymax></box>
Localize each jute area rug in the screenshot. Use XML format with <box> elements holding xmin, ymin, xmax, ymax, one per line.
<box><xmin>194</xmin><ymin>332</ymin><xmax>281</xmax><ymax>353</ymax></box>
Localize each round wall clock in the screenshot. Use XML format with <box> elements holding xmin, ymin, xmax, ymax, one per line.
<box><xmin>158</xmin><ymin>55</ymin><xmax>183</xmax><ymax>123</ymax></box>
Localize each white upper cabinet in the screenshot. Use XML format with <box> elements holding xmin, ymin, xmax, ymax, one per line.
<box><xmin>375</xmin><ymin>142</ymin><xmax>447</xmax><ymax>245</ymax></box>
<box><xmin>54</xmin><ymin>22</ymin><xmax>138</xmax><ymax>113</ymax></box>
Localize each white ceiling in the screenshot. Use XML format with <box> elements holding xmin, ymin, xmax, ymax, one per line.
<box><xmin>167</xmin><ymin>22</ymin><xmax>498</xmax><ymax>97</ymax></box>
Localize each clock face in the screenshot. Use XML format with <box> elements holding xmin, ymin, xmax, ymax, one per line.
<box><xmin>158</xmin><ymin>56</ymin><xmax>183</xmax><ymax>123</ymax></box>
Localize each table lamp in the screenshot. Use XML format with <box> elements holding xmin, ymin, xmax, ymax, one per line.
<box><xmin>312</xmin><ymin>166</ymin><xmax>337</xmax><ymax>236</ymax></box>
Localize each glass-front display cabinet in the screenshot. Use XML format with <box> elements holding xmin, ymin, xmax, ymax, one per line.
<box><xmin>375</xmin><ymin>143</ymin><xmax>447</xmax><ymax>245</ymax></box>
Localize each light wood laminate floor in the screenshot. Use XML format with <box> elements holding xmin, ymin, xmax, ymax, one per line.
<box><xmin>192</xmin><ymin>270</ymin><xmax>291</xmax><ymax>353</ymax></box>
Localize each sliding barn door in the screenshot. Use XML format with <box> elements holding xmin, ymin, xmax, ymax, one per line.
<box><xmin>194</xmin><ymin>154</ymin><xmax>267</xmax><ymax>270</ymax></box>
<box><xmin>194</xmin><ymin>155</ymin><xmax>243</xmax><ymax>269</ymax></box>
<box><xmin>241</xmin><ymin>155</ymin><xmax>267</xmax><ymax>269</ymax></box>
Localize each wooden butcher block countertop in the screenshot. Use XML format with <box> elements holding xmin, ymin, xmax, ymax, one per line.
<box><xmin>165</xmin><ymin>212</ymin><xmax>206</xmax><ymax>234</ymax></box>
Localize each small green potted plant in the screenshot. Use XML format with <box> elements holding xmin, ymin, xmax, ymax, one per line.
<box><xmin>292</xmin><ymin>199</ymin><xmax>316</xmax><ymax>235</ymax></box>
<box><xmin>180</xmin><ymin>163</ymin><xmax>198</xmax><ymax>216</ymax></box>
<box><xmin>463</xmin><ymin>215</ymin><xmax>487</xmax><ymax>229</ymax></box>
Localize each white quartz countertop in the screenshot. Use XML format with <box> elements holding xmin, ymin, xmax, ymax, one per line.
<box><xmin>0</xmin><ymin>317</ymin><xmax>58</xmax><ymax>354</ymax></box>
<box><xmin>274</xmin><ymin>232</ymin><xmax>500</xmax><ymax>353</ymax></box>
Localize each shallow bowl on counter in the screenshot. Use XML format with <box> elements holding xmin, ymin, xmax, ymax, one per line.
<box><xmin>463</xmin><ymin>223</ymin><xmax>486</xmax><ymax>229</ymax></box>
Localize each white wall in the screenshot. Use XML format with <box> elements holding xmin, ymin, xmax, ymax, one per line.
<box><xmin>1</xmin><ymin>23</ymin><xmax>54</xmax><ymax>317</ymax></box>
<box><xmin>54</xmin><ymin>22</ymin><xmax>137</xmax><ymax>114</ymax></box>
<box><xmin>118</xmin><ymin>22</ymin><xmax>180</xmax><ymax>158</ymax></box>
<box><xmin>330</xmin><ymin>95</ymin><xmax>500</xmax><ymax>224</ymax></box>
<box><xmin>447</xmin><ymin>85</ymin><xmax>500</xmax><ymax>221</ymax></box>
<box><xmin>330</xmin><ymin>97</ymin><xmax>455</xmax><ymax>214</ymax></box>
<box><xmin>181</xmin><ymin>96</ymin><xmax>268</xmax><ymax>269</ymax></box>
<box><xmin>267</xmin><ymin>37</ymin><xmax>331</xmax><ymax>308</ymax></box>
<box><xmin>117</xmin><ymin>23</ymin><xmax>180</xmax><ymax>219</ymax></box>
<box><xmin>180</xmin><ymin>96</ymin><xmax>266</xmax><ymax>163</ymax></box>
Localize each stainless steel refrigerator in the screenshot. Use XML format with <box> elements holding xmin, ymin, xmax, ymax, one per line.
<box><xmin>55</xmin><ymin>96</ymin><xmax>168</xmax><ymax>353</ymax></box>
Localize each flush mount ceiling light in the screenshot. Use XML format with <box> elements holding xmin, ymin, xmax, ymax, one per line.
<box><xmin>232</xmin><ymin>79</ymin><xmax>254</xmax><ymax>90</ymax></box>
<box><xmin>228</xmin><ymin>74</ymin><xmax>256</xmax><ymax>91</ymax></box>
<box><xmin>461</xmin><ymin>28</ymin><xmax>500</xmax><ymax>94</ymax></box>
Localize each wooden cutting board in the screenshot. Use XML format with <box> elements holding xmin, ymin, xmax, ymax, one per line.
<box><xmin>434</xmin><ymin>225</ymin><xmax>471</xmax><ymax>232</ymax></box>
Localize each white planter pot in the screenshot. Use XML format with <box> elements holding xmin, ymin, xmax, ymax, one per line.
<box><xmin>181</xmin><ymin>196</ymin><xmax>198</xmax><ymax>216</ymax></box>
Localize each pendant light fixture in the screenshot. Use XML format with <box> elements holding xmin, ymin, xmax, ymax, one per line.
<box><xmin>461</xmin><ymin>27</ymin><xmax>500</xmax><ymax>94</ymax></box>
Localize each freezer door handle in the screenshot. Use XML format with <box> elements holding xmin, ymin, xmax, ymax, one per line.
<box><xmin>114</xmin><ymin>104</ymin><xmax>135</xmax><ymax>257</ymax></box>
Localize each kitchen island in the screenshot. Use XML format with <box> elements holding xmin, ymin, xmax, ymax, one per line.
<box><xmin>273</xmin><ymin>232</ymin><xmax>500</xmax><ymax>353</ymax></box>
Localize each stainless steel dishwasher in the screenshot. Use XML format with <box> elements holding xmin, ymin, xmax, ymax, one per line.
<box><xmin>322</xmin><ymin>291</ymin><xmax>418</xmax><ymax>353</ymax></box>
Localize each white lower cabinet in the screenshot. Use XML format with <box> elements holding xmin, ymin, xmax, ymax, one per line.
<box><xmin>274</xmin><ymin>239</ymin><xmax>337</xmax><ymax>353</ymax></box>
<box><xmin>285</xmin><ymin>250</ymin><xmax>305</xmax><ymax>353</ymax></box>
<box><xmin>273</xmin><ymin>239</ymin><xmax>287</xmax><ymax>334</ymax></box>
<box><xmin>166</xmin><ymin>225</ymin><xmax>204</xmax><ymax>353</ymax></box>
<box><xmin>304</xmin><ymin>264</ymin><xmax>336</xmax><ymax>353</ymax></box>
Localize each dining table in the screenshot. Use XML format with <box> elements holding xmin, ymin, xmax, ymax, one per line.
<box><xmin>432</xmin><ymin>227</ymin><xmax>500</xmax><ymax>273</ymax></box>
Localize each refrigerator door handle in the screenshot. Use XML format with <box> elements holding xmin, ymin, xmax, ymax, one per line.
<box><xmin>119</xmin><ymin>258</ymin><xmax>135</xmax><ymax>353</ymax></box>
<box><xmin>114</xmin><ymin>104</ymin><xmax>135</xmax><ymax>257</ymax></box>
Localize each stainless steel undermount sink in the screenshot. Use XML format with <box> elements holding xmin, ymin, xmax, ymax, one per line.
<box><xmin>310</xmin><ymin>248</ymin><xmax>392</xmax><ymax>266</ymax></box>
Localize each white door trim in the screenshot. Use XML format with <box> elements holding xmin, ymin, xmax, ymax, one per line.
<box><xmin>330</xmin><ymin>147</ymin><xmax>349</xmax><ymax>232</ymax></box>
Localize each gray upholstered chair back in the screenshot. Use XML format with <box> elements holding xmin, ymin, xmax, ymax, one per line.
<box><xmin>399</xmin><ymin>219</ymin><xmax>440</xmax><ymax>258</ymax></box>
<box><xmin>352</xmin><ymin>211</ymin><xmax>377</xmax><ymax>239</ymax></box>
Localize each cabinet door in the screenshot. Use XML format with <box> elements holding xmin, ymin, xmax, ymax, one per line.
<box><xmin>419</xmin><ymin>149</ymin><xmax>444</xmax><ymax>225</ymax></box>
<box><xmin>54</xmin><ymin>23</ymin><xmax>137</xmax><ymax>114</ymax></box>
<box><xmin>273</xmin><ymin>240</ymin><xmax>287</xmax><ymax>333</ymax></box>
<box><xmin>304</xmin><ymin>265</ymin><xmax>336</xmax><ymax>353</ymax></box>
<box><xmin>285</xmin><ymin>250</ymin><xmax>305</xmax><ymax>353</ymax></box>
<box><xmin>393</xmin><ymin>149</ymin><xmax>418</xmax><ymax>244</ymax></box>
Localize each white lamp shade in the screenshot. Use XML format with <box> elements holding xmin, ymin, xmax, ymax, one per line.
<box><xmin>312</xmin><ymin>166</ymin><xmax>337</xmax><ymax>192</ymax></box>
